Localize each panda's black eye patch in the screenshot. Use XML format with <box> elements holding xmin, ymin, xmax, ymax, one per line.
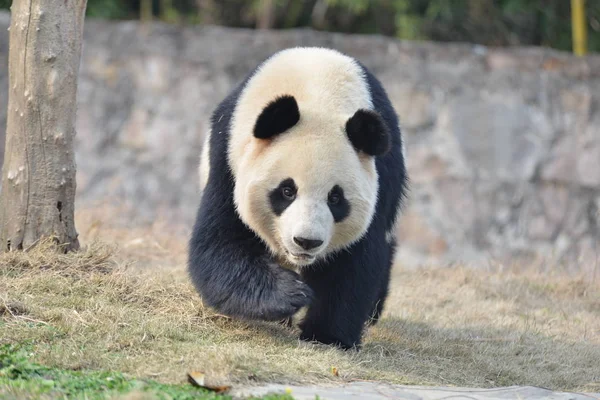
<box><xmin>328</xmin><ymin>185</ymin><xmax>350</xmax><ymax>223</ymax></box>
<box><xmin>269</xmin><ymin>178</ymin><xmax>297</xmax><ymax>216</ymax></box>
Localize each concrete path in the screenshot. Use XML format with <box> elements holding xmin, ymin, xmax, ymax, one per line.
<box><xmin>233</xmin><ymin>382</ymin><xmax>600</xmax><ymax>400</ymax></box>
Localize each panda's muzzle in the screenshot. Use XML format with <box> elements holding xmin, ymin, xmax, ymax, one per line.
<box><xmin>289</xmin><ymin>237</ymin><xmax>323</xmax><ymax>263</ymax></box>
<box><xmin>293</xmin><ymin>237</ymin><xmax>323</xmax><ymax>251</ymax></box>
<box><xmin>286</xmin><ymin>251</ymin><xmax>316</xmax><ymax>264</ymax></box>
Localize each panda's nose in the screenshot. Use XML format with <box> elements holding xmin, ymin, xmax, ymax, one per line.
<box><xmin>293</xmin><ymin>237</ymin><xmax>323</xmax><ymax>250</ymax></box>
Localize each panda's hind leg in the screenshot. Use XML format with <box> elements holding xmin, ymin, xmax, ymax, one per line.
<box><xmin>367</xmin><ymin>279</ymin><xmax>390</xmax><ymax>326</ymax></box>
<box><xmin>367</xmin><ymin>244</ymin><xmax>394</xmax><ymax>326</ymax></box>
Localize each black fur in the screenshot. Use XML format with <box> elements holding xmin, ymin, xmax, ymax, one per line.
<box><xmin>188</xmin><ymin>51</ymin><xmax>408</xmax><ymax>350</ymax></box>
<box><xmin>327</xmin><ymin>185</ymin><xmax>350</xmax><ymax>223</ymax></box>
<box><xmin>253</xmin><ymin>95</ymin><xmax>300</xmax><ymax>139</ymax></box>
<box><xmin>358</xmin><ymin>60</ymin><xmax>408</xmax><ymax>327</ymax></box>
<box><xmin>188</xmin><ymin>82</ymin><xmax>314</xmax><ymax>322</ymax></box>
<box><xmin>345</xmin><ymin>109</ymin><xmax>391</xmax><ymax>156</ymax></box>
<box><xmin>269</xmin><ymin>178</ymin><xmax>297</xmax><ymax>216</ymax></box>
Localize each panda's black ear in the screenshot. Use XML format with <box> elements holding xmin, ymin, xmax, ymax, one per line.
<box><xmin>253</xmin><ymin>95</ymin><xmax>300</xmax><ymax>139</ymax></box>
<box><xmin>345</xmin><ymin>109</ymin><xmax>391</xmax><ymax>156</ymax></box>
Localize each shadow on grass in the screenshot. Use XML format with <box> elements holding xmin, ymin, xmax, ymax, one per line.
<box><xmin>181</xmin><ymin>312</ymin><xmax>600</xmax><ymax>391</ymax></box>
<box><xmin>359</xmin><ymin>317</ymin><xmax>600</xmax><ymax>391</ymax></box>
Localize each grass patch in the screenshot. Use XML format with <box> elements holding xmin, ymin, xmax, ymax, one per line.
<box><xmin>0</xmin><ymin>343</ymin><xmax>232</xmax><ymax>399</ymax></box>
<box><xmin>1</xmin><ymin>211</ymin><xmax>600</xmax><ymax>395</ymax></box>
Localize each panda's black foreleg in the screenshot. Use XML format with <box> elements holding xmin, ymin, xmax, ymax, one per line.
<box><xmin>188</xmin><ymin>190</ymin><xmax>314</xmax><ymax>322</ymax></box>
<box><xmin>298</xmin><ymin>236</ymin><xmax>388</xmax><ymax>350</ymax></box>
<box><xmin>189</xmin><ymin>240</ymin><xmax>314</xmax><ymax>322</ymax></box>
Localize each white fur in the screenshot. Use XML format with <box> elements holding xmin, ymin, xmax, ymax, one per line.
<box><xmin>385</xmin><ymin>131</ymin><xmax>406</xmax><ymax>244</ymax></box>
<box><xmin>225</xmin><ymin>47</ymin><xmax>379</xmax><ymax>267</ymax></box>
<box><xmin>401</xmin><ymin>133</ymin><xmax>407</xmax><ymax>160</ymax></box>
<box><xmin>385</xmin><ymin>202</ymin><xmax>402</xmax><ymax>244</ymax></box>
<box><xmin>199</xmin><ymin>130</ymin><xmax>211</xmax><ymax>193</ymax></box>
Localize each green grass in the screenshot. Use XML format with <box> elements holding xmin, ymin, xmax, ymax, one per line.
<box><xmin>0</xmin><ymin>343</ymin><xmax>295</xmax><ymax>399</ymax></box>
<box><xmin>0</xmin><ymin>343</ymin><xmax>215</xmax><ymax>399</ymax></box>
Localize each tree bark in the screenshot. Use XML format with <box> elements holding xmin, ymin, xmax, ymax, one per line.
<box><xmin>311</xmin><ymin>0</ymin><xmax>328</xmax><ymax>30</ymax></box>
<box><xmin>257</xmin><ymin>0</ymin><xmax>275</xmax><ymax>30</ymax></box>
<box><xmin>0</xmin><ymin>0</ymin><xmax>88</xmax><ymax>252</ymax></box>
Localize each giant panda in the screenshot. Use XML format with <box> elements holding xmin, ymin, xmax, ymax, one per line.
<box><xmin>189</xmin><ymin>47</ymin><xmax>408</xmax><ymax>350</ymax></box>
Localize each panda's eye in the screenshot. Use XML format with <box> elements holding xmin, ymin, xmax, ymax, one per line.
<box><xmin>282</xmin><ymin>186</ymin><xmax>296</xmax><ymax>200</ymax></box>
<box><xmin>328</xmin><ymin>193</ymin><xmax>340</xmax><ymax>205</ymax></box>
<box><xmin>328</xmin><ymin>185</ymin><xmax>349</xmax><ymax>222</ymax></box>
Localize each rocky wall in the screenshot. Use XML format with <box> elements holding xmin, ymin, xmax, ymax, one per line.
<box><xmin>0</xmin><ymin>12</ymin><xmax>599</xmax><ymax>269</ymax></box>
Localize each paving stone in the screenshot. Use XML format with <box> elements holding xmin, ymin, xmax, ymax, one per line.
<box><xmin>233</xmin><ymin>382</ymin><xmax>600</xmax><ymax>400</ymax></box>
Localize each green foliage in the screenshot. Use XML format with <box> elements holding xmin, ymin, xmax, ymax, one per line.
<box><xmin>0</xmin><ymin>0</ymin><xmax>598</xmax><ymax>53</ymax></box>
<box><xmin>0</xmin><ymin>343</ymin><xmax>295</xmax><ymax>400</ymax></box>
<box><xmin>325</xmin><ymin>0</ymin><xmax>369</xmax><ymax>14</ymax></box>
<box><xmin>86</xmin><ymin>0</ymin><xmax>130</xmax><ymax>19</ymax></box>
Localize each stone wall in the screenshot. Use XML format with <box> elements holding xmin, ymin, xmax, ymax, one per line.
<box><xmin>0</xmin><ymin>12</ymin><xmax>599</xmax><ymax>269</ymax></box>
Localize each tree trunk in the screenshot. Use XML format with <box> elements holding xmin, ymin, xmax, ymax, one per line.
<box><xmin>140</xmin><ymin>0</ymin><xmax>153</xmax><ymax>22</ymax></box>
<box><xmin>257</xmin><ymin>0</ymin><xmax>276</xmax><ymax>30</ymax></box>
<box><xmin>311</xmin><ymin>0</ymin><xmax>328</xmax><ymax>30</ymax></box>
<box><xmin>0</xmin><ymin>0</ymin><xmax>88</xmax><ymax>252</ymax></box>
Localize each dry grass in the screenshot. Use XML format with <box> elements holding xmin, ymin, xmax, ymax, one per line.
<box><xmin>1</xmin><ymin>206</ymin><xmax>599</xmax><ymax>393</ymax></box>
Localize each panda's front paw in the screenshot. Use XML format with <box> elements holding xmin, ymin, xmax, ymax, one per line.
<box><xmin>258</xmin><ymin>267</ymin><xmax>314</xmax><ymax>321</ymax></box>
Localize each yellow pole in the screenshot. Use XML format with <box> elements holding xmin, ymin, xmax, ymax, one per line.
<box><xmin>571</xmin><ymin>0</ymin><xmax>587</xmax><ymax>56</ymax></box>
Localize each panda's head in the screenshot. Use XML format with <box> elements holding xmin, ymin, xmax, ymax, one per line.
<box><xmin>231</xmin><ymin>95</ymin><xmax>390</xmax><ymax>267</ymax></box>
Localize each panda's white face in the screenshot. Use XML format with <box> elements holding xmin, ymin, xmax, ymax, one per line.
<box><xmin>234</xmin><ymin>111</ymin><xmax>380</xmax><ymax>267</ymax></box>
<box><xmin>223</xmin><ymin>47</ymin><xmax>390</xmax><ymax>268</ymax></box>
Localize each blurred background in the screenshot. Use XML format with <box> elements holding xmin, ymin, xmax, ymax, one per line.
<box><xmin>0</xmin><ymin>0</ymin><xmax>599</xmax><ymax>272</ymax></box>
<box><xmin>2</xmin><ymin>0</ymin><xmax>600</xmax><ymax>53</ymax></box>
